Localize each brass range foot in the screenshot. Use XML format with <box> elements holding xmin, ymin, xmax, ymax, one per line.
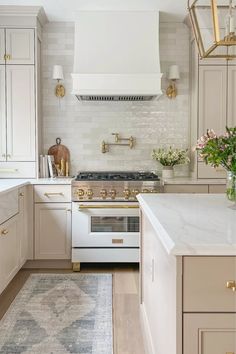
<box><xmin>72</xmin><ymin>262</ymin><xmax>81</xmax><ymax>272</ymax></box>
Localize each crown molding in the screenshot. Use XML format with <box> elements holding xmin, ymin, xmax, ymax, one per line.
<box><xmin>0</xmin><ymin>6</ymin><xmax>48</xmax><ymax>26</ymax></box>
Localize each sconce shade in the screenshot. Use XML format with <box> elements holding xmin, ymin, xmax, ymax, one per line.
<box><xmin>53</xmin><ymin>65</ymin><xmax>64</xmax><ymax>80</ymax></box>
<box><xmin>168</xmin><ymin>65</ymin><xmax>180</xmax><ymax>80</ymax></box>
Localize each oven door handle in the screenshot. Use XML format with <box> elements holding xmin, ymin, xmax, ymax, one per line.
<box><xmin>78</xmin><ymin>204</ymin><xmax>139</xmax><ymax>209</ymax></box>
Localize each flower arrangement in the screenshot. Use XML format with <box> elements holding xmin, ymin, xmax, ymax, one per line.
<box><xmin>152</xmin><ymin>146</ymin><xmax>190</xmax><ymax>167</ymax></box>
<box><xmin>196</xmin><ymin>127</ymin><xmax>236</xmax><ymax>172</ymax></box>
<box><xmin>196</xmin><ymin>127</ymin><xmax>236</xmax><ymax>202</ymax></box>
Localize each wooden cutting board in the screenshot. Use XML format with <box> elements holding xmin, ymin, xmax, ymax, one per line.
<box><xmin>48</xmin><ymin>138</ymin><xmax>70</xmax><ymax>175</ymax></box>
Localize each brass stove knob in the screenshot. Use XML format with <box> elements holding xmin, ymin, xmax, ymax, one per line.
<box><xmin>132</xmin><ymin>189</ymin><xmax>140</xmax><ymax>196</ymax></box>
<box><xmin>77</xmin><ymin>189</ymin><xmax>84</xmax><ymax>198</ymax></box>
<box><xmin>123</xmin><ymin>189</ymin><xmax>131</xmax><ymax>199</ymax></box>
<box><xmin>100</xmin><ymin>189</ymin><xmax>107</xmax><ymax>199</ymax></box>
<box><xmin>87</xmin><ymin>189</ymin><xmax>93</xmax><ymax>199</ymax></box>
<box><xmin>109</xmin><ymin>189</ymin><xmax>116</xmax><ymax>199</ymax></box>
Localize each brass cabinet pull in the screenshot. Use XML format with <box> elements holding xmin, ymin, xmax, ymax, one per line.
<box><xmin>1</xmin><ymin>229</ymin><xmax>9</xmax><ymax>236</ymax></box>
<box><xmin>44</xmin><ymin>192</ymin><xmax>64</xmax><ymax>197</ymax></box>
<box><xmin>19</xmin><ymin>192</ymin><xmax>24</xmax><ymax>197</ymax></box>
<box><xmin>79</xmin><ymin>204</ymin><xmax>139</xmax><ymax>209</ymax></box>
<box><xmin>4</xmin><ymin>54</ymin><xmax>11</xmax><ymax>60</ymax></box>
<box><xmin>112</xmin><ymin>239</ymin><xmax>124</xmax><ymax>244</ymax></box>
<box><xmin>226</xmin><ymin>352</ymin><xmax>235</xmax><ymax>354</ymax></box>
<box><xmin>226</xmin><ymin>280</ymin><xmax>236</xmax><ymax>292</ymax></box>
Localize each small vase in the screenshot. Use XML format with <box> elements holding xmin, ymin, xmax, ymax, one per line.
<box><xmin>162</xmin><ymin>166</ymin><xmax>174</xmax><ymax>179</ymax></box>
<box><xmin>226</xmin><ymin>171</ymin><xmax>236</xmax><ymax>208</ymax></box>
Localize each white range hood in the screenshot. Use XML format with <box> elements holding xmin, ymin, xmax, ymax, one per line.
<box><xmin>72</xmin><ymin>11</ymin><xmax>163</xmax><ymax>101</ymax></box>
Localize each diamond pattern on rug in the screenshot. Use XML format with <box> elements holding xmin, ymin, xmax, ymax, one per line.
<box><xmin>0</xmin><ymin>274</ymin><xmax>113</xmax><ymax>354</ymax></box>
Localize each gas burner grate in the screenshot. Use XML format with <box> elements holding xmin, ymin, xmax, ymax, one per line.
<box><xmin>75</xmin><ymin>171</ymin><xmax>160</xmax><ymax>181</ymax></box>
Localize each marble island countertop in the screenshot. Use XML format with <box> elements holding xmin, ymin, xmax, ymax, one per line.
<box><xmin>137</xmin><ymin>194</ymin><xmax>236</xmax><ymax>256</ymax></box>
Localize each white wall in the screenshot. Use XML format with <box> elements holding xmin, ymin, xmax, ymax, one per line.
<box><xmin>42</xmin><ymin>20</ymin><xmax>189</xmax><ymax>175</ymax></box>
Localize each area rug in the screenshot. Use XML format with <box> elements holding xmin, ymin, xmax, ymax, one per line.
<box><xmin>0</xmin><ymin>273</ymin><xmax>113</xmax><ymax>354</ymax></box>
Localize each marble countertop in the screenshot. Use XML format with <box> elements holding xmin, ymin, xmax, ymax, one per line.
<box><xmin>0</xmin><ymin>178</ymin><xmax>72</xmax><ymax>194</ymax></box>
<box><xmin>137</xmin><ymin>194</ymin><xmax>236</xmax><ymax>256</ymax></box>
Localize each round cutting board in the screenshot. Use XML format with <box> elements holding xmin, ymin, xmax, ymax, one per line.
<box><xmin>48</xmin><ymin>137</ymin><xmax>70</xmax><ymax>166</ymax></box>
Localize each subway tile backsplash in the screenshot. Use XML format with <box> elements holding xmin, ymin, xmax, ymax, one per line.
<box><xmin>42</xmin><ymin>21</ymin><xmax>190</xmax><ymax>175</ymax></box>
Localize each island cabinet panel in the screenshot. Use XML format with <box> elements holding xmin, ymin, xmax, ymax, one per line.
<box><xmin>140</xmin><ymin>211</ymin><xmax>182</xmax><ymax>354</ymax></box>
<box><xmin>164</xmin><ymin>184</ymin><xmax>208</xmax><ymax>193</ymax></box>
<box><xmin>0</xmin><ymin>29</ymin><xmax>5</xmax><ymax>64</ymax></box>
<box><xmin>183</xmin><ymin>257</ymin><xmax>236</xmax><ymax>313</ymax></box>
<box><xmin>184</xmin><ymin>314</ymin><xmax>236</xmax><ymax>354</ymax></box>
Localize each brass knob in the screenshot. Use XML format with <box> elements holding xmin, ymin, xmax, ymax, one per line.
<box><xmin>87</xmin><ymin>189</ymin><xmax>93</xmax><ymax>199</ymax></box>
<box><xmin>109</xmin><ymin>189</ymin><xmax>116</xmax><ymax>199</ymax></box>
<box><xmin>1</xmin><ymin>229</ymin><xmax>9</xmax><ymax>236</ymax></box>
<box><xmin>226</xmin><ymin>280</ymin><xmax>236</xmax><ymax>292</ymax></box>
<box><xmin>19</xmin><ymin>192</ymin><xmax>24</xmax><ymax>197</ymax></box>
<box><xmin>132</xmin><ymin>189</ymin><xmax>139</xmax><ymax>196</ymax></box>
<box><xmin>123</xmin><ymin>189</ymin><xmax>131</xmax><ymax>199</ymax></box>
<box><xmin>100</xmin><ymin>189</ymin><xmax>107</xmax><ymax>199</ymax></box>
<box><xmin>77</xmin><ymin>189</ymin><xmax>84</xmax><ymax>198</ymax></box>
<box><xmin>142</xmin><ymin>189</ymin><xmax>149</xmax><ymax>193</ymax></box>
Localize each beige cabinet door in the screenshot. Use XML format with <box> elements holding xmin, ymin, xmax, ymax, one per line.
<box><xmin>0</xmin><ymin>215</ymin><xmax>20</xmax><ymax>295</ymax></box>
<box><xmin>6</xmin><ymin>65</ymin><xmax>35</xmax><ymax>161</ymax></box>
<box><xmin>198</xmin><ymin>66</ymin><xmax>227</xmax><ymax>137</ymax></box>
<box><xmin>35</xmin><ymin>203</ymin><xmax>71</xmax><ymax>260</ymax></box>
<box><xmin>0</xmin><ymin>29</ymin><xmax>5</xmax><ymax>64</ymax></box>
<box><xmin>0</xmin><ymin>65</ymin><xmax>6</xmax><ymax>162</ymax></box>
<box><xmin>227</xmin><ymin>66</ymin><xmax>236</xmax><ymax>128</ymax></box>
<box><xmin>5</xmin><ymin>29</ymin><xmax>34</xmax><ymax>65</ymax></box>
<box><xmin>184</xmin><ymin>314</ymin><xmax>236</xmax><ymax>354</ymax></box>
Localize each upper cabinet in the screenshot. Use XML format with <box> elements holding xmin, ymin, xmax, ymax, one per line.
<box><xmin>6</xmin><ymin>65</ymin><xmax>35</xmax><ymax>161</ymax></box>
<box><xmin>0</xmin><ymin>66</ymin><xmax>6</xmax><ymax>162</ymax></box>
<box><xmin>0</xmin><ymin>29</ymin><xmax>5</xmax><ymax>64</ymax></box>
<box><xmin>5</xmin><ymin>29</ymin><xmax>34</xmax><ymax>65</ymax></box>
<box><xmin>198</xmin><ymin>66</ymin><xmax>227</xmax><ymax>137</ymax></box>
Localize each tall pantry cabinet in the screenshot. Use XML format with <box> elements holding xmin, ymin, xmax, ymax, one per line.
<box><xmin>189</xmin><ymin>37</ymin><xmax>236</xmax><ymax>179</ymax></box>
<box><xmin>0</xmin><ymin>7</ymin><xmax>47</xmax><ymax>178</ymax></box>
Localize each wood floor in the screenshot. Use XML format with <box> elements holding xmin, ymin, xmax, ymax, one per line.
<box><xmin>0</xmin><ymin>264</ymin><xmax>145</xmax><ymax>354</ymax></box>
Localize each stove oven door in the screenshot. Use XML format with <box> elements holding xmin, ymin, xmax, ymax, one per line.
<box><xmin>72</xmin><ymin>202</ymin><xmax>140</xmax><ymax>247</ymax></box>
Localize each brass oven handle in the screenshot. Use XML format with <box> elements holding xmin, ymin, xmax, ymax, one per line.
<box><xmin>44</xmin><ymin>192</ymin><xmax>64</xmax><ymax>197</ymax></box>
<box><xmin>112</xmin><ymin>239</ymin><xmax>124</xmax><ymax>244</ymax></box>
<box><xmin>78</xmin><ymin>204</ymin><xmax>139</xmax><ymax>209</ymax></box>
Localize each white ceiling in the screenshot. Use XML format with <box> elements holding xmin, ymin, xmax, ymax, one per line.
<box><xmin>0</xmin><ymin>0</ymin><xmax>188</xmax><ymax>22</ymax></box>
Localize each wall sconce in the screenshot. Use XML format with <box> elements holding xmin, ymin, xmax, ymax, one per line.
<box><xmin>53</xmin><ymin>65</ymin><xmax>65</xmax><ymax>98</ymax></box>
<box><xmin>166</xmin><ymin>65</ymin><xmax>180</xmax><ymax>99</ymax></box>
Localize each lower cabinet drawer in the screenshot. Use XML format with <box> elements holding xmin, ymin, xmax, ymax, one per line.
<box><xmin>0</xmin><ymin>162</ymin><xmax>36</xmax><ymax>178</ymax></box>
<box><xmin>0</xmin><ymin>189</ymin><xmax>18</xmax><ymax>225</ymax></box>
<box><xmin>184</xmin><ymin>314</ymin><xmax>236</xmax><ymax>354</ymax></box>
<box><xmin>164</xmin><ymin>184</ymin><xmax>208</xmax><ymax>193</ymax></box>
<box><xmin>183</xmin><ymin>257</ymin><xmax>236</xmax><ymax>312</ymax></box>
<box><xmin>34</xmin><ymin>185</ymin><xmax>71</xmax><ymax>203</ymax></box>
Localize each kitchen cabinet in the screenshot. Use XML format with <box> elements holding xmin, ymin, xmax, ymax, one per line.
<box><xmin>184</xmin><ymin>314</ymin><xmax>236</xmax><ymax>354</ymax></box>
<box><xmin>34</xmin><ymin>184</ymin><xmax>71</xmax><ymax>260</ymax></box>
<box><xmin>6</xmin><ymin>65</ymin><xmax>35</xmax><ymax>161</ymax></box>
<box><xmin>227</xmin><ymin>65</ymin><xmax>236</xmax><ymax>127</ymax></box>
<box><xmin>0</xmin><ymin>8</ymin><xmax>46</xmax><ymax>178</ymax></box>
<box><xmin>34</xmin><ymin>203</ymin><xmax>71</xmax><ymax>260</ymax></box>
<box><xmin>5</xmin><ymin>29</ymin><xmax>34</xmax><ymax>64</ymax></box>
<box><xmin>0</xmin><ymin>214</ymin><xmax>19</xmax><ymax>295</ymax></box>
<box><xmin>140</xmin><ymin>206</ymin><xmax>236</xmax><ymax>354</ymax></box>
<box><xmin>19</xmin><ymin>187</ymin><xmax>29</xmax><ymax>267</ymax></box>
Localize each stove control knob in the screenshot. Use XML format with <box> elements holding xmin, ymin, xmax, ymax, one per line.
<box><xmin>123</xmin><ymin>189</ymin><xmax>131</xmax><ymax>199</ymax></box>
<box><xmin>109</xmin><ymin>189</ymin><xmax>116</xmax><ymax>199</ymax></box>
<box><xmin>142</xmin><ymin>189</ymin><xmax>149</xmax><ymax>193</ymax></box>
<box><xmin>100</xmin><ymin>189</ymin><xmax>107</xmax><ymax>199</ymax></box>
<box><xmin>87</xmin><ymin>189</ymin><xmax>93</xmax><ymax>199</ymax></box>
<box><xmin>77</xmin><ymin>189</ymin><xmax>84</xmax><ymax>198</ymax></box>
<box><xmin>132</xmin><ymin>189</ymin><xmax>140</xmax><ymax>196</ymax></box>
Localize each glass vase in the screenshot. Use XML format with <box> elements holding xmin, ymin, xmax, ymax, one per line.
<box><xmin>226</xmin><ymin>171</ymin><xmax>236</xmax><ymax>208</ymax></box>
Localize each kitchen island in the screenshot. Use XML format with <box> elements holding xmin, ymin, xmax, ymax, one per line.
<box><xmin>137</xmin><ymin>194</ymin><xmax>236</xmax><ymax>354</ymax></box>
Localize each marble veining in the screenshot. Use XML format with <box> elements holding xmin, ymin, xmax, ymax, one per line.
<box><xmin>137</xmin><ymin>194</ymin><xmax>236</xmax><ymax>255</ymax></box>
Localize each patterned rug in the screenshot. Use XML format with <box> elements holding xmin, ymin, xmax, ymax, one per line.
<box><xmin>0</xmin><ymin>274</ymin><xmax>113</xmax><ymax>354</ymax></box>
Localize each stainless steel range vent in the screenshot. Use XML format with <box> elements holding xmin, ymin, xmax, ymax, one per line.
<box><xmin>76</xmin><ymin>95</ymin><xmax>156</xmax><ymax>101</ymax></box>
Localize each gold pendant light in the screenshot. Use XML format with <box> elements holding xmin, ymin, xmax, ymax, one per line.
<box><xmin>188</xmin><ymin>0</ymin><xmax>236</xmax><ymax>59</ymax></box>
